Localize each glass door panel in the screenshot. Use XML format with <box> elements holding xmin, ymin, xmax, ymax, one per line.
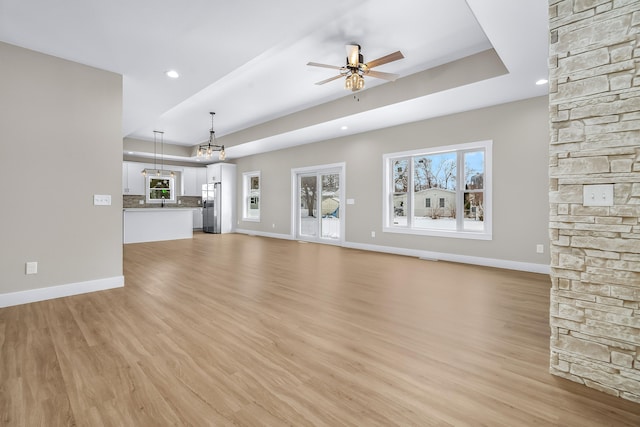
<box><xmin>299</xmin><ymin>174</ymin><xmax>318</xmax><ymax>238</ymax></box>
<box><xmin>320</xmin><ymin>173</ymin><xmax>340</xmax><ymax>239</ymax></box>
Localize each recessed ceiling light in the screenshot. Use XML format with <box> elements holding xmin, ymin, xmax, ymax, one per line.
<box><xmin>341</xmin><ymin>125</ymin><xmax>348</xmax><ymax>130</ymax></box>
<box><xmin>166</xmin><ymin>70</ymin><xmax>180</xmax><ymax>79</ymax></box>
<box><xmin>536</xmin><ymin>79</ymin><xmax>548</xmax><ymax>85</ymax></box>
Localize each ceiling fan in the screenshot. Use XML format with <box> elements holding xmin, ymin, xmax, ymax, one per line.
<box><xmin>307</xmin><ymin>44</ymin><xmax>404</xmax><ymax>92</ymax></box>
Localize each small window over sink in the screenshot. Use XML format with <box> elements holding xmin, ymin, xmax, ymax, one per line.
<box><xmin>146</xmin><ymin>176</ymin><xmax>175</xmax><ymax>204</ymax></box>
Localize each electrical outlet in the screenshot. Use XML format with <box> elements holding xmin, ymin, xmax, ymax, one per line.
<box><xmin>26</xmin><ymin>261</ymin><xmax>38</xmax><ymax>275</ymax></box>
<box><xmin>536</xmin><ymin>244</ymin><xmax>544</xmax><ymax>254</ymax></box>
<box><xmin>371</xmin><ymin>231</ymin><xmax>376</xmax><ymax>238</ymax></box>
<box><xmin>272</xmin><ymin>223</ymin><xmax>276</xmax><ymax>229</ymax></box>
<box><xmin>139</xmin><ymin>200</ymin><xmax>144</xmax><ymax>205</ymax></box>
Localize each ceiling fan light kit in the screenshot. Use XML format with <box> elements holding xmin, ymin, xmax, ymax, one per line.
<box><xmin>308</xmin><ymin>43</ymin><xmax>404</xmax><ymax>92</ymax></box>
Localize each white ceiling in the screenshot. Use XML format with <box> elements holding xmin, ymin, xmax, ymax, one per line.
<box><xmin>0</xmin><ymin>0</ymin><xmax>548</xmax><ymax>162</ymax></box>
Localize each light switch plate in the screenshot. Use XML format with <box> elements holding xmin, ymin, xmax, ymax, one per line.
<box><xmin>583</xmin><ymin>184</ymin><xmax>614</xmax><ymax>207</ymax></box>
<box><xmin>93</xmin><ymin>194</ymin><xmax>112</xmax><ymax>206</ymax></box>
<box><xmin>347</xmin><ymin>198</ymin><xmax>355</xmax><ymax>205</ymax></box>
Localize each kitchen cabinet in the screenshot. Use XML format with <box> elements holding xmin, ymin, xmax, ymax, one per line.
<box><xmin>182</xmin><ymin>166</ymin><xmax>208</xmax><ymax>196</ymax></box>
<box><xmin>193</xmin><ymin>207</ymin><xmax>203</xmax><ymax>229</ymax></box>
<box><xmin>122</xmin><ymin>161</ymin><xmax>146</xmax><ymax>195</ymax></box>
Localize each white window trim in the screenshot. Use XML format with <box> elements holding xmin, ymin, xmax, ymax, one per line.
<box><xmin>382</xmin><ymin>140</ymin><xmax>492</xmax><ymax>240</ymax></box>
<box><xmin>242</xmin><ymin>170</ymin><xmax>261</xmax><ymax>222</ymax></box>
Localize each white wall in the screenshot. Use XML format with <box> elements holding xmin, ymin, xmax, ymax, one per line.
<box><xmin>235</xmin><ymin>96</ymin><xmax>549</xmax><ymax>270</ymax></box>
<box><xmin>0</xmin><ymin>42</ymin><xmax>123</xmax><ymax>301</ymax></box>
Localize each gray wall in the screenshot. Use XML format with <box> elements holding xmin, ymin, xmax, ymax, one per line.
<box><xmin>234</xmin><ymin>96</ymin><xmax>549</xmax><ymax>267</ymax></box>
<box><xmin>0</xmin><ymin>42</ymin><xmax>123</xmax><ymax>294</ymax></box>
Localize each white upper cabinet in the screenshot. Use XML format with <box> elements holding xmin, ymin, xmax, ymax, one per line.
<box><xmin>182</xmin><ymin>166</ymin><xmax>208</xmax><ymax>196</ymax></box>
<box><xmin>123</xmin><ymin>161</ymin><xmax>146</xmax><ymax>195</ymax></box>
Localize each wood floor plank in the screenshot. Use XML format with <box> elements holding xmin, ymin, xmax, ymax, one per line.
<box><xmin>2</xmin><ymin>232</ymin><xmax>640</xmax><ymax>425</ymax></box>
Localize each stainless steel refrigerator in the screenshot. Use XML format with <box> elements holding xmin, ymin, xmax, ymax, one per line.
<box><xmin>202</xmin><ymin>182</ymin><xmax>221</xmax><ymax>234</ymax></box>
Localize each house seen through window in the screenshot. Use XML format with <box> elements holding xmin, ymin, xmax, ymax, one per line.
<box><xmin>242</xmin><ymin>171</ymin><xmax>260</xmax><ymax>221</ymax></box>
<box><xmin>383</xmin><ymin>140</ymin><xmax>491</xmax><ymax>240</ymax></box>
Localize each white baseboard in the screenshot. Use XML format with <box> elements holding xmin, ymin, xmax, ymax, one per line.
<box><xmin>234</xmin><ymin>229</ymin><xmax>549</xmax><ymax>274</ymax></box>
<box><xmin>235</xmin><ymin>228</ymin><xmax>294</xmax><ymax>240</ymax></box>
<box><xmin>342</xmin><ymin>242</ymin><xmax>550</xmax><ymax>274</ymax></box>
<box><xmin>0</xmin><ymin>275</ymin><xmax>125</xmax><ymax>308</ymax></box>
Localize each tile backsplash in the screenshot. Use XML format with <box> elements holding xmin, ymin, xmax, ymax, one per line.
<box><xmin>123</xmin><ymin>195</ymin><xmax>202</xmax><ymax>208</ymax></box>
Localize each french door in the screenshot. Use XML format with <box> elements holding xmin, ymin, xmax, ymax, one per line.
<box><xmin>293</xmin><ymin>164</ymin><xmax>344</xmax><ymax>243</ymax></box>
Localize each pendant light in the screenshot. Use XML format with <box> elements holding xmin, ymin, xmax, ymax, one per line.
<box><xmin>197</xmin><ymin>112</ymin><xmax>226</xmax><ymax>161</ymax></box>
<box><xmin>142</xmin><ymin>131</ymin><xmax>174</xmax><ymax>177</ymax></box>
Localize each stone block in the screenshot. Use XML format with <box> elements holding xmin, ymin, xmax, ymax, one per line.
<box><xmin>613</xmin><ymin>351</ymin><xmax>636</xmax><ymax>368</ymax></box>
<box><xmin>557</xmin><ymin>156</ymin><xmax>611</xmax><ymax>174</ymax></box>
<box><xmin>611</xmin><ymin>285</ymin><xmax>640</xmax><ymax>301</ymax></box>
<box><xmin>571</xmin><ymin>363</ymin><xmax>640</xmax><ymax>394</ymax></box>
<box><xmin>571</xmin><ymin>235</ymin><xmax>640</xmax><ymax>252</ymax></box>
<box><xmin>575</xmin><ymin>223</ymin><xmax>634</xmax><ymax>233</ymax></box>
<box><xmin>620</xmin><ymin>369</ymin><xmax>640</xmax><ymax>381</ymax></box>
<box><xmin>584</xmin><ymin>249</ymin><xmax>621</xmax><ymax>259</ymax></box>
<box><xmin>550</xmin><ymin>366</ymin><xmax>586</xmax><ymax>384</ymax></box>
<box><xmin>558</xmin><ymin>47</ymin><xmax>610</xmax><ymax>71</ymax></box>
<box><xmin>555</xmin><ymin>14</ymin><xmax>632</xmax><ymax>53</ymax></box>
<box><xmin>551</xmin><ymin>315</ymin><xmax>584</xmax><ymax>331</ymax></box>
<box><xmin>555</xmin><ymin>75</ymin><xmax>610</xmax><ymax>101</ymax></box>
<box><xmin>575</xmin><ymin>300</ymin><xmax>633</xmax><ymax>315</ymax></box>
<box><xmin>583</xmin><ymin>272</ymin><xmax>640</xmax><ymax>287</ymax></box>
<box><xmin>621</xmin><ymin>392</ymin><xmax>640</xmax><ymax>403</ymax></box>
<box><xmin>595</xmin><ymin>3</ymin><xmax>613</xmax><ymax>13</ymax></box>
<box><xmin>559</xmin><ymin>253</ymin><xmax>587</xmax><ymax>271</ymax></box>
<box><xmin>572</xmin><ymin>331</ymin><xmax>637</xmax><ymax>351</ymax></box>
<box><xmin>611</xmin><ymin>158</ymin><xmax>634</xmax><ymax>172</ymax></box>
<box><xmin>572</xmin><ymin>281</ymin><xmax>611</xmax><ymax>295</ymax></box>
<box><xmin>611</xmin><ymin>205</ymin><xmax>640</xmax><ymax>216</ymax></box>
<box><xmin>611</xmin><ymin>74</ymin><xmax>634</xmax><ymax>90</ymax></box>
<box><xmin>574</xmin><ymin>0</ymin><xmax>611</xmax><ymax>13</ymax></box>
<box><xmin>570</xmin><ymin>96</ymin><xmax>640</xmax><ymax>120</ymax></box>
<box><xmin>558</xmin><ymin>123</ymin><xmax>586</xmax><ymax>143</ymax></box>
<box><xmin>559</xmin><ymin>303</ymin><xmax>586</xmax><ymax>321</ymax></box>
<box><xmin>595</xmin><ymin>295</ymin><xmax>625</xmax><ymax>306</ymax></box>
<box><xmin>583</xmin><ymin>115</ymin><xmax>621</xmax><ymax>125</ymax></box>
<box><xmin>584</xmin><ymin>379</ymin><xmax>621</xmax><ymax>396</ymax></box>
<box><xmin>558</xmin><ymin>289</ymin><xmax>599</xmax><ymax>301</ymax></box>
<box><xmin>583</xmin><ymin>319</ymin><xmax>640</xmax><ymax>344</ymax></box>
<box><xmin>611</xmin><ymin>44</ymin><xmax>634</xmax><ymax>62</ymax></box>
<box><xmin>553</xmin><ymin>334</ymin><xmax>611</xmax><ymax>362</ymax></box>
<box><xmin>586</xmin><ymin>308</ymin><xmax>640</xmax><ymax>328</ymax></box>
<box><xmin>621</xmin><ymin>111</ymin><xmax>640</xmax><ymax>121</ymax></box>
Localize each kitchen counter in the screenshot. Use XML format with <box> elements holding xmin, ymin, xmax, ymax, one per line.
<box><xmin>123</xmin><ymin>207</ymin><xmax>198</xmax><ymax>211</ymax></box>
<box><xmin>123</xmin><ymin>208</ymin><xmax>195</xmax><ymax>244</ymax></box>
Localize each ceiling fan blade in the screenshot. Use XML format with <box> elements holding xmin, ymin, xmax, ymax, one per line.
<box><xmin>346</xmin><ymin>44</ymin><xmax>360</xmax><ymax>67</ymax></box>
<box><xmin>365</xmin><ymin>51</ymin><xmax>404</xmax><ymax>69</ymax></box>
<box><xmin>315</xmin><ymin>74</ymin><xmax>344</xmax><ymax>85</ymax></box>
<box><xmin>365</xmin><ymin>70</ymin><xmax>400</xmax><ymax>81</ymax></box>
<box><xmin>307</xmin><ymin>62</ymin><xmax>343</xmax><ymax>70</ymax></box>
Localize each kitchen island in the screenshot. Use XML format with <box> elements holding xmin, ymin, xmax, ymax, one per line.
<box><xmin>123</xmin><ymin>208</ymin><xmax>196</xmax><ymax>244</ymax></box>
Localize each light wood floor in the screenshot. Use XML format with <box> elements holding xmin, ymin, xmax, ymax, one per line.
<box><xmin>2</xmin><ymin>233</ymin><xmax>640</xmax><ymax>426</ymax></box>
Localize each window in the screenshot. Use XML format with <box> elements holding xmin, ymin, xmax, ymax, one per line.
<box><xmin>383</xmin><ymin>140</ymin><xmax>492</xmax><ymax>240</ymax></box>
<box><xmin>146</xmin><ymin>176</ymin><xmax>175</xmax><ymax>204</ymax></box>
<box><xmin>242</xmin><ymin>171</ymin><xmax>260</xmax><ymax>221</ymax></box>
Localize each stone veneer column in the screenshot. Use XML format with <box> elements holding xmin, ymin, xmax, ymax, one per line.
<box><xmin>549</xmin><ymin>0</ymin><xmax>640</xmax><ymax>402</ymax></box>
